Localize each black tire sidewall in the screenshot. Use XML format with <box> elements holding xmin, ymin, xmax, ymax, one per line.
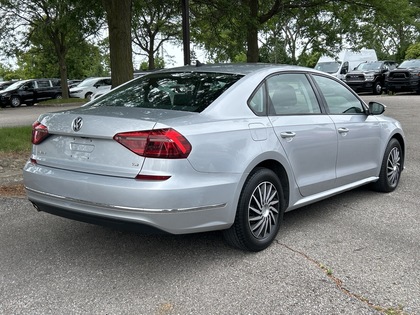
<box><xmin>10</xmin><ymin>96</ymin><xmax>21</xmax><ymax>107</ymax></box>
<box><xmin>236</xmin><ymin>168</ymin><xmax>285</xmax><ymax>251</ymax></box>
<box><xmin>374</xmin><ymin>138</ymin><xmax>402</xmax><ymax>192</ymax></box>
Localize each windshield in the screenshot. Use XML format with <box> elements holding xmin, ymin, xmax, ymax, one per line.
<box><xmin>3</xmin><ymin>80</ymin><xmax>26</xmax><ymax>91</ymax></box>
<box><xmin>88</xmin><ymin>72</ymin><xmax>243</xmax><ymax>112</ymax></box>
<box><xmin>398</xmin><ymin>60</ymin><xmax>420</xmax><ymax>68</ymax></box>
<box><xmin>355</xmin><ymin>62</ymin><xmax>382</xmax><ymax>71</ymax></box>
<box><xmin>315</xmin><ymin>62</ymin><xmax>341</xmax><ymax>74</ymax></box>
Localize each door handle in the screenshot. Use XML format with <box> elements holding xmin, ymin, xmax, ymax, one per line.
<box><xmin>280</xmin><ymin>131</ymin><xmax>296</xmax><ymax>138</ymax></box>
<box><xmin>338</xmin><ymin>127</ymin><xmax>349</xmax><ymax>134</ymax></box>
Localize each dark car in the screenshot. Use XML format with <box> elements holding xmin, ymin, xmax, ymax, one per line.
<box><xmin>344</xmin><ymin>61</ymin><xmax>398</xmax><ymax>95</ymax></box>
<box><xmin>385</xmin><ymin>59</ymin><xmax>420</xmax><ymax>94</ymax></box>
<box><xmin>0</xmin><ymin>79</ymin><xmax>63</xmax><ymax>108</ymax></box>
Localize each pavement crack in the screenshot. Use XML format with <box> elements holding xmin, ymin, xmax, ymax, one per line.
<box><xmin>276</xmin><ymin>240</ymin><xmax>410</xmax><ymax>315</ymax></box>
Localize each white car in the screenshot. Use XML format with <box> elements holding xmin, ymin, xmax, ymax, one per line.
<box><xmin>91</xmin><ymin>85</ymin><xmax>112</xmax><ymax>100</ymax></box>
<box><xmin>69</xmin><ymin>77</ymin><xmax>111</xmax><ymax>99</ymax></box>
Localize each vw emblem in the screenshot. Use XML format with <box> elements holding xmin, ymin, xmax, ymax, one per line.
<box><xmin>72</xmin><ymin>117</ymin><xmax>83</xmax><ymax>132</ymax></box>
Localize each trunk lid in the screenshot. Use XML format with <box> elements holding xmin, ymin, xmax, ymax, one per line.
<box><xmin>33</xmin><ymin>106</ymin><xmax>195</xmax><ymax>178</ymax></box>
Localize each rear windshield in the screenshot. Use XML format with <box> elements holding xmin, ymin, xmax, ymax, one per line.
<box><xmin>88</xmin><ymin>72</ymin><xmax>243</xmax><ymax>112</ymax></box>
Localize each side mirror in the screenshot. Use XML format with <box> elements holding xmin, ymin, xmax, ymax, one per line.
<box><xmin>368</xmin><ymin>101</ymin><xmax>386</xmax><ymax>115</ymax></box>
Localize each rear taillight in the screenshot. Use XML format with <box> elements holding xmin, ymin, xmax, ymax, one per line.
<box><xmin>114</xmin><ymin>128</ymin><xmax>192</xmax><ymax>159</ymax></box>
<box><xmin>32</xmin><ymin>121</ymin><xmax>49</xmax><ymax>144</ymax></box>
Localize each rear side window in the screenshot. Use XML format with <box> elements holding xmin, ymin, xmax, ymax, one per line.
<box><xmin>37</xmin><ymin>80</ymin><xmax>50</xmax><ymax>88</ymax></box>
<box><xmin>89</xmin><ymin>72</ymin><xmax>243</xmax><ymax>112</ymax></box>
<box><xmin>266</xmin><ymin>73</ymin><xmax>321</xmax><ymax>115</ymax></box>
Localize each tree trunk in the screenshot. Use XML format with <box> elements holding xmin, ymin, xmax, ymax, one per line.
<box><xmin>52</xmin><ymin>35</ymin><xmax>69</xmax><ymax>98</ymax></box>
<box><xmin>246</xmin><ymin>0</ymin><xmax>260</xmax><ymax>62</ymax></box>
<box><xmin>102</xmin><ymin>0</ymin><xmax>134</xmax><ymax>88</ymax></box>
<box><xmin>58</xmin><ymin>54</ymin><xmax>69</xmax><ymax>99</ymax></box>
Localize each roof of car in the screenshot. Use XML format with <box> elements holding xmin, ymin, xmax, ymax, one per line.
<box><xmin>158</xmin><ymin>63</ymin><xmax>309</xmax><ymax>75</ymax></box>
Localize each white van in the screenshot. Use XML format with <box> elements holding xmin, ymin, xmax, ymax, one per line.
<box><xmin>315</xmin><ymin>49</ymin><xmax>377</xmax><ymax>80</ymax></box>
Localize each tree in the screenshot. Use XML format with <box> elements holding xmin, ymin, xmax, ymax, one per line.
<box><xmin>0</xmin><ymin>0</ymin><xmax>104</xmax><ymax>97</ymax></box>
<box><xmin>101</xmin><ymin>0</ymin><xmax>134</xmax><ymax>87</ymax></box>
<box><xmin>405</xmin><ymin>43</ymin><xmax>420</xmax><ymax>59</ymax></box>
<box><xmin>15</xmin><ymin>27</ymin><xmax>108</xmax><ymax>80</ymax></box>
<box><xmin>348</xmin><ymin>0</ymin><xmax>420</xmax><ymax>62</ymax></box>
<box><xmin>191</xmin><ymin>0</ymin><xmax>400</xmax><ymax>63</ymax></box>
<box><xmin>132</xmin><ymin>0</ymin><xmax>181</xmax><ymax>70</ymax></box>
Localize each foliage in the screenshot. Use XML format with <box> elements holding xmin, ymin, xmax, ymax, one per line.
<box><xmin>139</xmin><ymin>57</ymin><xmax>165</xmax><ymax>70</ymax></box>
<box><xmin>190</xmin><ymin>0</ymin><xmax>420</xmax><ymax>64</ymax></box>
<box><xmin>0</xmin><ymin>0</ymin><xmax>420</xmax><ymax>75</ymax></box>
<box><xmin>405</xmin><ymin>43</ymin><xmax>420</xmax><ymax>59</ymax></box>
<box><xmin>132</xmin><ymin>0</ymin><xmax>181</xmax><ymax>70</ymax></box>
<box><xmin>0</xmin><ymin>0</ymin><xmax>104</xmax><ymax>96</ymax></box>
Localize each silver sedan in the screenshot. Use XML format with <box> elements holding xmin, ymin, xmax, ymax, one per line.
<box><xmin>23</xmin><ymin>63</ymin><xmax>405</xmax><ymax>251</ymax></box>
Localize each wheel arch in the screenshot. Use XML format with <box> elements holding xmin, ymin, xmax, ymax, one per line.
<box><xmin>391</xmin><ymin>133</ymin><xmax>405</xmax><ymax>169</ymax></box>
<box><xmin>248</xmin><ymin>159</ymin><xmax>290</xmax><ymax>211</ymax></box>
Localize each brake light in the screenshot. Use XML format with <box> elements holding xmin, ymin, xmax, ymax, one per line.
<box><xmin>114</xmin><ymin>128</ymin><xmax>192</xmax><ymax>158</ymax></box>
<box><xmin>32</xmin><ymin>121</ymin><xmax>49</xmax><ymax>144</ymax></box>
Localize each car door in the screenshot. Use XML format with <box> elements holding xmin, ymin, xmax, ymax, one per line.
<box><xmin>311</xmin><ymin>74</ymin><xmax>382</xmax><ymax>186</ymax></box>
<box><xmin>266</xmin><ymin>73</ymin><xmax>338</xmax><ymax>197</ymax></box>
<box><xmin>20</xmin><ymin>81</ymin><xmax>36</xmax><ymax>102</ymax></box>
<box><xmin>35</xmin><ymin>80</ymin><xmax>52</xmax><ymax>100</ymax></box>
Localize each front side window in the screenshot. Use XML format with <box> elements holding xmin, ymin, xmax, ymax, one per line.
<box><xmin>89</xmin><ymin>72</ymin><xmax>243</xmax><ymax>112</ymax></box>
<box><xmin>313</xmin><ymin>75</ymin><xmax>365</xmax><ymax>114</ymax></box>
<box><xmin>266</xmin><ymin>73</ymin><xmax>321</xmax><ymax>115</ymax></box>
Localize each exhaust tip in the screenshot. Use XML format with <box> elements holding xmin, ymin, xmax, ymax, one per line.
<box><xmin>31</xmin><ymin>202</ymin><xmax>41</xmax><ymax>212</ymax></box>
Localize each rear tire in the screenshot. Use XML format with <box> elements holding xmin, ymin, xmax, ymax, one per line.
<box><xmin>223</xmin><ymin>168</ymin><xmax>285</xmax><ymax>252</ymax></box>
<box><xmin>372</xmin><ymin>138</ymin><xmax>402</xmax><ymax>192</ymax></box>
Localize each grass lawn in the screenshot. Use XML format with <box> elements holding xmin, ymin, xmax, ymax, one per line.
<box><xmin>0</xmin><ymin>126</ymin><xmax>32</xmax><ymax>154</ymax></box>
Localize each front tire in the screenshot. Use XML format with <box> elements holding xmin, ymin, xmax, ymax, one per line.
<box><xmin>373</xmin><ymin>81</ymin><xmax>382</xmax><ymax>95</ymax></box>
<box><xmin>372</xmin><ymin>138</ymin><xmax>402</xmax><ymax>192</ymax></box>
<box><xmin>10</xmin><ymin>96</ymin><xmax>21</xmax><ymax>107</ymax></box>
<box><xmin>223</xmin><ymin>168</ymin><xmax>285</xmax><ymax>252</ymax></box>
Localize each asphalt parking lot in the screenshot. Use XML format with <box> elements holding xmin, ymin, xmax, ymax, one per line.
<box><xmin>0</xmin><ymin>94</ymin><xmax>419</xmax><ymax>314</ymax></box>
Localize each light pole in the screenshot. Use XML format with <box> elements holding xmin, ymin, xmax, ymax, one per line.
<box><xmin>181</xmin><ymin>0</ymin><xmax>191</xmax><ymax>65</ymax></box>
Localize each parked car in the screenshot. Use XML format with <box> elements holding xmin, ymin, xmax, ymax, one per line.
<box><xmin>0</xmin><ymin>79</ymin><xmax>62</xmax><ymax>108</ymax></box>
<box><xmin>68</xmin><ymin>79</ymin><xmax>82</xmax><ymax>89</ymax></box>
<box><xmin>91</xmin><ymin>85</ymin><xmax>112</xmax><ymax>100</ymax></box>
<box><xmin>385</xmin><ymin>59</ymin><xmax>420</xmax><ymax>94</ymax></box>
<box><xmin>0</xmin><ymin>81</ymin><xmax>14</xmax><ymax>91</ymax></box>
<box><xmin>69</xmin><ymin>77</ymin><xmax>111</xmax><ymax>99</ymax></box>
<box><xmin>344</xmin><ymin>60</ymin><xmax>398</xmax><ymax>94</ymax></box>
<box><xmin>23</xmin><ymin>63</ymin><xmax>405</xmax><ymax>252</ymax></box>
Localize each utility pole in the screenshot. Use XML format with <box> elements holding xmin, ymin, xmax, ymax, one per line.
<box><xmin>181</xmin><ymin>0</ymin><xmax>191</xmax><ymax>65</ymax></box>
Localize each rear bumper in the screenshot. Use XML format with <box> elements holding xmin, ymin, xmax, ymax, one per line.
<box><xmin>23</xmin><ymin>161</ymin><xmax>240</xmax><ymax>234</ymax></box>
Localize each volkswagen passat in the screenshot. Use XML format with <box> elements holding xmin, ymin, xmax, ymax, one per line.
<box><xmin>23</xmin><ymin>63</ymin><xmax>405</xmax><ymax>251</ymax></box>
